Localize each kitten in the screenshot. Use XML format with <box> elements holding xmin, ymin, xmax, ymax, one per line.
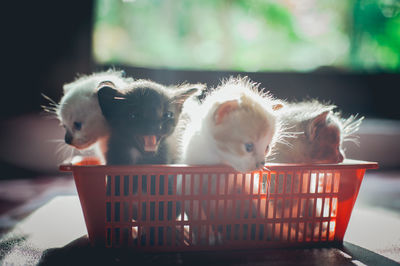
<box><xmin>56</xmin><ymin>70</ymin><xmax>132</xmax><ymax>151</ymax></box>
<box><xmin>179</xmin><ymin>76</ymin><xmax>283</xmax><ymax>173</ymax></box>
<box><xmin>97</xmin><ymin>79</ymin><xmax>200</xmax><ymax>165</ymax></box>
<box><xmin>269</xmin><ymin>100</ymin><xmax>363</xmax><ymax>163</ymax></box>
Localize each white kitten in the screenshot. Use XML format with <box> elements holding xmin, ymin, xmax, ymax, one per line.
<box><xmin>56</xmin><ymin>70</ymin><xmax>132</xmax><ymax>159</ymax></box>
<box><xmin>179</xmin><ymin>76</ymin><xmax>283</xmax><ymax>172</ymax></box>
<box><xmin>269</xmin><ymin>100</ymin><xmax>363</xmax><ymax>163</ymax></box>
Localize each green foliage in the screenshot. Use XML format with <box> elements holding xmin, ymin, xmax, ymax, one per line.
<box><xmin>93</xmin><ymin>0</ymin><xmax>400</xmax><ymax>72</ymax></box>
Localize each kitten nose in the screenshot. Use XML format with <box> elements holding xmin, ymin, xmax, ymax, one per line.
<box><xmin>65</xmin><ymin>132</ymin><xmax>73</xmax><ymax>145</ymax></box>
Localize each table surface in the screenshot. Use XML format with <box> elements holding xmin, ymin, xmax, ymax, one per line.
<box><xmin>0</xmin><ymin>171</ymin><xmax>399</xmax><ymax>266</ymax></box>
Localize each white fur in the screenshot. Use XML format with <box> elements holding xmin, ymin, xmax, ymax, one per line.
<box><xmin>57</xmin><ymin>70</ymin><xmax>132</xmax><ymax>154</ymax></box>
<box><xmin>179</xmin><ymin>77</ymin><xmax>280</xmax><ymax>172</ymax></box>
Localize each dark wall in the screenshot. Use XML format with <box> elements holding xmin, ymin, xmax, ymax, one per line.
<box><xmin>119</xmin><ymin>66</ymin><xmax>400</xmax><ymax>120</ymax></box>
<box><xmin>1</xmin><ymin>0</ymin><xmax>399</xmax><ymax>122</ymax></box>
<box><xmin>1</xmin><ymin>1</ymin><xmax>94</xmax><ymax>121</ymax></box>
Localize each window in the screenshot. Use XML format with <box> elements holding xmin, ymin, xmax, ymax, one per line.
<box><xmin>93</xmin><ymin>0</ymin><xmax>400</xmax><ymax>72</ymax></box>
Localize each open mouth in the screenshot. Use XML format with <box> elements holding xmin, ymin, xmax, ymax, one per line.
<box><xmin>142</xmin><ymin>135</ymin><xmax>162</xmax><ymax>152</ymax></box>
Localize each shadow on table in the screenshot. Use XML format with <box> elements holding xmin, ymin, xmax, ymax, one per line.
<box><xmin>38</xmin><ymin>237</ymin><xmax>399</xmax><ymax>266</ymax></box>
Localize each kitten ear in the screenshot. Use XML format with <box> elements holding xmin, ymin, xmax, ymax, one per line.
<box><xmin>173</xmin><ymin>87</ymin><xmax>201</xmax><ymax>103</ymax></box>
<box><xmin>306</xmin><ymin>111</ymin><xmax>329</xmax><ymax>141</ymax></box>
<box><xmin>214</xmin><ymin>100</ymin><xmax>239</xmax><ymax>125</ymax></box>
<box><xmin>97</xmin><ymin>83</ymin><xmax>125</xmax><ymax>118</ymax></box>
<box><xmin>172</xmin><ymin>86</ymin><xmax>202</xmax><ymax>112</ymax></box>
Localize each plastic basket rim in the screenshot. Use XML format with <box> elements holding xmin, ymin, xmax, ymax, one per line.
<box><xmin>60</xmin><ymin>159</ymin><xmax>378</xmax><ymax>173</ymax></box>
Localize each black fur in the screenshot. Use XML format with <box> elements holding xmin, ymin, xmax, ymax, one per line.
<box><xmin>98</xmin><ymin>81</ymin><xmax>198</xmax><ymax>165</ymax></box>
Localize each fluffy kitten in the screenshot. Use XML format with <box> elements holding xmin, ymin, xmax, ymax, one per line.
<box><xmin>56</xmin><ymin>70</ymin><xmax>132</xmax><ymax>151</ymax></box>
<box><xmin>269</xmin><ymin>100</ymin><xmax>363</xmax><ymax>163</ymax></box>
<box><xmin>97</xmin><ymin>79</ymin><xmax>200</xmax><ymax>165</ymax></box>
<box><xmin>179</xmin><ymin>76</ymin><xmax>283</xmax><ymax>173</ymax></box>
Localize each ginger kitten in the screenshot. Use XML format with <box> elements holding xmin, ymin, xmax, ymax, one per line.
<box><xmin>180</xmin><ymin>76</ymin><xmax>283</xmax><ymax>172</ymax></box>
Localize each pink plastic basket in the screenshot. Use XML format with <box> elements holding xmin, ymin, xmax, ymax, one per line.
<box><xmin>60</xmin><ymin>159</ymin><xmax>377</xmax><ymax>251</ymax></box>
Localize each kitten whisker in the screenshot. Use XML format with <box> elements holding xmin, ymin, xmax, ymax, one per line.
<box><xmin>41</xmin><ymin>93</ymin><xmax>59</xmax><ymax>106</ymax></box>
<box><xmin>341</xmin><ymin>115</ymin><xmax>364</xmax><ymax>137</ymax></box>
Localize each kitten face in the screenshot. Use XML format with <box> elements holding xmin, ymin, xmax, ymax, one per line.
<box><xmin>211</xmin><ymin>97</ymin><xmax>277</xmax><ymax>172</ymax></box>
<box><xmin>58</xmin><ymin>90</ymin><xmax>108</xmax><ymax>150</ymax></box>
<box><xmin>289</xmin><ymin>111</ymin><xmax>344</xmax><ymax>164</ymax></box>
<box><xmin>307</xmin><ymin>116</ymin><xmax>344</xmax><ymax>163</ymax></box>
<box><xmin>98</xmin><ymin>82</ymin><xmax>198</xmax><ymax>153</ymax></box>
<box><xmin>57</xmin><ymin>70</ymin><xmax>129</xmax><ymax>150</ymax></box>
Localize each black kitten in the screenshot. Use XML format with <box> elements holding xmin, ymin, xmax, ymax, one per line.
<box><xmin>97</xmin><ymin>80</ymin><xmax>200</xmax><ymax>165</ymax></box>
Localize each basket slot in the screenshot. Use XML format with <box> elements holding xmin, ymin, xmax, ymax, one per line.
<box><xmin>270</xmin><ymin>173</ymin><xmax>276</xmax><ymax>193</ymax></box>
<box><xmin>123</xmin><ymin>202</ymin><xmax>129</xmax><ymax>222</ymax></box>
<box><xmin>265</xmin><ymin>223</ymin><xmax>273</xmax><ymax>241</ymax></box>
<box><xmin>333</xmin><ymin>172</ymin><xmax>340</xmax><ymax>193</ymax></box>
<box><xmin>106</xmin><ymin>175</ymin><xmax>111</xmax><ymax>196</ymax></box>
<box><xmin>132</xmin><ymin>175</ymin><xmax>138</xmax><ymax>195</ymax></box>
<box><xmin>157</xmin><ymin>226</ymin><xmax>164</xmax><ymax>246</ymax></box>
<box><xmin>225</xmin><ymin>224</ymin><xmax>231</xmax><ymax>241</ymax></box>
<box><xmin>315</xmin><ymin>198</ymin><xmax>322</xmax><ymax>218</ymax></box>
<box><xmin>150</xmin><ymin>201</ymin><xmax>155</xmax><ymax>221</ymax></box>
<box><xmin>158</xmin><ymin>201</ymin><xmax>164</xmax><ymax>221</ymax></box>
<box><xmin>106</xmin><ymin>202</ymin><xmax>111</xmax><ymax>222</ymax></box>
<box><xmin>317</xmin><ymin>172</ymin><xmax>325</xmax><ymax>193</ymax></box>
<box><xmin>177</xmin><ymin>174</ymin><xmax>182</xmax><ymax>195</ymax></box>
<box><xmin>298</xmin><ymin>222</ymin><xmax>304</xmax><ymax>241</ymax></box>
<box><xmin>132</xmin><ymin>202</ymin><xmax>138</xmax><ymax>221</ymax></box>
<box><xmin>313</xmin><ymin>221</ymin><xmax>320</xmax><ymax>241</ymax></box>
<box><xmin>302</xmin><ymin>171</ymin><xmax>310</xmax><ymax>193</ymax></box>
<box><xmin>123</xmin><ymin>227</ymin><xmax>129</xmax><ymax>245</ymax></box>
<box><xmin>211</xmin><ymin>174</ymin><xmax>217</xmax><ymax>195</ymax></box>
<box><xmin>158</xmin><ymin>175</ymin><xmax>164</xmax><ymax>195</ymax></box>
<box><xmin>115</xmin><ymin>176</ymin><xmax>120</xmax><ymax>196</ymax></box>
<box><xmin>274</xmin><ymin>223</ymin><xmax>281</xmax><ymax>241</ymax></box>
<box><xmin>149</xmin><ymin>226</ymin><xmax>155</xmax><ymax>246</ymax></box>
<box><xmin>331</xmin><ymin>197</ymin><xmax>338</xmax><ymax>217</ymax></box>
<box><xmin>166</xmin><ymin>175</ymin><xmax>171</xmax><ymax>195</ymax></box>
<box><xmin>176</xmin><ymin>201</ymin><xmax>182</xmax><ymax>221</ymax></box>
<box><xmin>326</xmin><ymin>172</ymin><xmax>332</xmax><ymax>193</ymax></box>
<box><xmin>106</xmin><ymin>228</ymin><xmax>111</xmax><ymax>247</ymax></box>
<box><xmin>310</xmin><ymin>173</ymin><xmax>317</xmax><ymax>193</ymax></box>
<box><xmin>114</xmin><ymin>227</ymin><xmax>120</xmax><ymax>246</ymax></box>
<box><xmin>321</xmin><ymin>221</ymin><xmax>328</xmax><ymax>241</ymax></box>
<box><xmin>293</xmin><ymin>172</ymin><xmax>301</xmax><ymax>193</ymax></box>
<box><xmin>141</xmin><ymin>202</ymin><xmax>147</xmax><ymax>221</ymax></box>
<box><xmin>114</xmin><ymin>202</ymin><xmax>120</xmax><ymax>222</ymax></box>
<box><xmin>150</xmin><ymin>175</ymin><xmax>156</xmax><ymax>196</ymax></box>
<box><xmin>123</xmin><ymin>175</ymin><xmax>129</xmax><ymax>196</ymax></box>
<box><xmin>141</xmin><ymin>175</ymin><xmax>147</xmax><ymax>196</ymax></box>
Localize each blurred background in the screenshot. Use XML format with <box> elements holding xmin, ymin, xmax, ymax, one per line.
<box><xmin>1</xmin><ymin>2</ymin><xmax>400</xmax><ymax>263</ymax></box>
<box><xmin>1</xmin><ymin>0</ymin><xmax>400</xmax><ymax>179</ymax></box>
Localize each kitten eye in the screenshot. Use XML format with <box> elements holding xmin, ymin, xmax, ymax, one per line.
<box><xmin>245</xmin><ymin>142</ymin><xmax>254</xmax><ymax>153</ymax></box>
<box><xmin>73</xmin><ymin>122</ymin><xmax>82</xmax><ymax>131</ymax></box>
<box><xmin>164</xmin><ymin>111</ymin><xmax>174</xmax><ymax>119</ymax></box>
